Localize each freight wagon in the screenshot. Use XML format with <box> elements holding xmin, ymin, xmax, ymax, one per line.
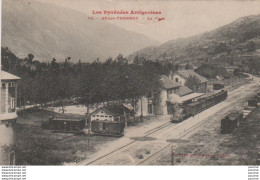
<box><xmin>48</xmin><ymin>116</ymin><xmax>85</xmax><ymax>133</ymax></box>
<box><xmin>90</xmin><ymin>104</ymin><xmax>132</xmax><ymax>137</ymax></box>
<box><xmin>248</xmin><ymin>94</ymin><xmax>260</xmax><ymax>107</ymax></box>
<box><xmin>171</xmin><ymin>90</ymin><xmax>228</xmax><ymax>123</ymax></box>
<box><xmin>221</xmin><ymin>112</ymin><xmax>243</xmax><ymax>134</ymax></box>
<box><xmin>91</xmin><ymin>120</ymin><xmax>125</xmax><ymax>137</ymax></box>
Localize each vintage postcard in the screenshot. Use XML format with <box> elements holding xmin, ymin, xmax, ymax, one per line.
<box><xmin>0</xmin><ymin>0</ymin><xmax>260</xmax><ymax>171</ymax></box>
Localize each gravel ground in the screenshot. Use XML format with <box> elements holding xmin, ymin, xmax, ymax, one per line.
<box><xmin>15</xmin><ymin>109</ymin><xmax>118</xmax><ymax>165</ymax></box>
<box><xmin>147</xmin><ymin>105</ymin><xmax>260</xmax><ymax>166</ymax></box>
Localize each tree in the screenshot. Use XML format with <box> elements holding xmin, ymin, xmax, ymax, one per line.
<box><xmin>185</xmin><ymin>63</ymin><xmax>193</xmax><ymax>70</ymax></box>
<box><xmin>31</xmin><ymin>72</ymin><xmax>53</xmax><ymax>121</ymax></box>
<box><xmin>27</xmin><ymin>53</ymin><xmax>34</xmax><ymax>63</ymax></box>
<box><xmin>185</xmin><ymin>75</ymin><xmax>201</xmax><ymax>92</ymax></box>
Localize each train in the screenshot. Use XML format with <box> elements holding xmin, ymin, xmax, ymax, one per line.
<box><xmin>171</xmin><ymin>90</ymin><xmax>228</xmax><ymax>123</ymax></box>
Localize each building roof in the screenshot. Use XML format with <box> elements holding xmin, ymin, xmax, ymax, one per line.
<box><xmin>50</xmin><ymin>116</ymin><xmax>84</xmax><ymax>122</ymax></box>
<box><xmin>1</xmin><ymin>70</ymin><xmax>21</xmax><ymax>81</ymax></box>
<box><xmin>160</xmin><ymin>75</ymin><xmax>181</xmax><ymax>90</ymax></box>
<box><xmin>179</xmin><ymin>85</ymin><xmax>193</xmax><ymax>97</ymax></box>
<box><xmin>176</xmin><ymin>70</ymin><xmax>208</xmax><ymax>83</ymax></box>
<box><xmin>168</xmin><ymin>92</ymin><xmax>205</xmax><ymax>104</ymax></box>
<box><xmin>91</xmin><ymin>104</ymin><xmax>133</xmax><ymax>117</ymax></box>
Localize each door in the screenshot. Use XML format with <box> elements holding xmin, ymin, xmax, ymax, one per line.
<box><xmin>148</xmin><ymin>103</ymin><xmax>153</xmax><ymax>114</ymax></box>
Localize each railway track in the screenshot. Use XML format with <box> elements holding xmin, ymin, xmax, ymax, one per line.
<box><xmin>85</xmin><ymin>121</ymin><xmax>175</xmax><ymax>165</ymax></box>
<box><xmin>83</xmin><ymin>77</ymin><xmax>259</xmax><ymax>165</ymax></box>
<box><xmin>137</xmin><ymin>83</ymin><xmax>259</xmax><ymax>165</ymax></box>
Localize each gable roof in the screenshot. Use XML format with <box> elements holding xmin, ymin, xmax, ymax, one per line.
<box><xmin>91</xmin><ymin>104</ymin><xmax>133</xmax><ymax>117</ymax></box>
<box><xmin>1</xmin><ymin>70</ymin><xmax>21</xmax><ymax>81</ymax></box>
<box><xmin>160</xmin><ymin>75</ymin><xmax>181</xmax><ymax>90</ymax></box>
<box><xmin>179</xmin><ymin>85</ymin><xmax>193</xmax><ymax>97</ymax></box>
<box><xmin>176</xmin><ymin>70</ymin><xmax>208</xmax><ymax>83</ymax></box>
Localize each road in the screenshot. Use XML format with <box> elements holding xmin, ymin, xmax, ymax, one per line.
<box><xmin>77</xmin><ymin>75</ymin><xmax>260</xmax><ymax>165</ymax></box>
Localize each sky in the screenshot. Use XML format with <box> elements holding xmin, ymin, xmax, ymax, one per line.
<box><xmin>35</xmin><ymin>0</ymin><xmax>260</xmax><ymax>43</ymax></box>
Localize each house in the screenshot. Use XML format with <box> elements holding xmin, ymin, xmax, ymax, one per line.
<box><xmin>171</xmin><ymin>70</ymin><xmax>208</xmax><ymax>93</ymax></box>
<box><xmin>0</xmin><ymin>70</ymin><xmax>21</xmax><ymax>165</ymax></box>
<box><xmin>90</xmin><ymin>104</ymin><xmax>132</xmax><ymax>122</ymax></box>
<box><xmin>136</xmin><ymin>75</ymin><xmax>204</xmax><ymax>116</ymax></box>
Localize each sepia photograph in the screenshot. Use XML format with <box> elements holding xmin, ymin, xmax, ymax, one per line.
<box><xmin>0</xmin><ymin>0</ymin><xmax>260</xmax><ymax>168</ymax></box>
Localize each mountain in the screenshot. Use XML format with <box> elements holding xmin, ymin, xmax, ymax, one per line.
<box><xmin>128</xmin><ymin>14</ymin><xmax>260</xmax><ymax>66</ymax></box>
<box><xmin>2</xmin><ymin>0</ymin><xmax>158</xmax><ymax>62</ymax></box>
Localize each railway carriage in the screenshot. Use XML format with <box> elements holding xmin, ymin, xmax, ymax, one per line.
<box><xmin>171</xmin><ymin>90</ymin><xmax>228</xmax><ymax>123</ymax></box>
<box><xmin>185</xmin><ymin>101</ymin><xmax>202</xmax><ymax>117</ymax></box>
<box><xmin>213</xmin><ymin>83</ymin><xmax>225</xmax><ymax>90</ymax></box>
<box><xmin>48</xmin><ymin>116</ymin><xmax>85</xmax><ymax>133</ymax></box>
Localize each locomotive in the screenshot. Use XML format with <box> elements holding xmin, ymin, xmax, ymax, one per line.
<box><xmin>171</xmin><ymin>90</ymin><xmax>228</xmax><ymax>123</ymax></box>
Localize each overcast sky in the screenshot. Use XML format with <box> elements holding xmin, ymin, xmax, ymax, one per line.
<box><xmin>35</xmin><ymin>0</ymin><xmax>260</xmax><ymax>43</ymax></box>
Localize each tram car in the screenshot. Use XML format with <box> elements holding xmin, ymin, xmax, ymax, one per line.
<box><xmin>91</xmin><ymin>120</ymin><xmax>125</xmax><ymax>137</ymax></box>
<box><xmin>221</xmin><ymin>112</ymin><xmax>243</xmax><ymax>134</ymax></box>
<box><xmin>171</xmin><ymin>90</ymin><xmax>228</xmax><ymax>123</ymax></box>
<box><xmin>48</xmin><ymin>116</ymin><xmax>85</xmax><ymax>133</ymax></box>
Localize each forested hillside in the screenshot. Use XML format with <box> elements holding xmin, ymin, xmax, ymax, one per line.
<box><xmin>1</xmin><ymin>47</ymin><xmax>181</xmax><ymax>109</ymax></box>
<box><xmin>128</xmin><ymin>14</ymin><xmax>260</xmax><ymax>72</ymax></box>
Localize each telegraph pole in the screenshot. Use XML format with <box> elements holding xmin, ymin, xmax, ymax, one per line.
<box><xmin>171</xmin><ymin>145</ymin><xmax>174</xmax><ymax>166</ymax></box>
<box><xmin>87</xmin><ymin>104</ymin><xmax>91</xmax><ymax>150</ymax></box>
<box><xmin>124</xmin><ymin>110</ymin><xmax>127</xmax><ymax>128</ymax></box>
<box><xmin>140</xmin><ymin>98</ymin><xmax>143</xmax><ymax>122</ymax></box>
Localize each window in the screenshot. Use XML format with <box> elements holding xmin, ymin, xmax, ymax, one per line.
<box><xmin>109</xmin><ymin>116</ymin><xmax>112</xmax><ymax>118</ymax></box>
<box><xmin>92</xmin><ymin>115</ymin><xmax>96</xmax><ymax>117</ymax></box>
<box><xmin>2</xmin><ymin>83</ymin><xmax>5</xmax><ymax>88</ymax></box>
<box><xmin>100</xmin><ymin>115</ymin><xmax>104</xmax><ymax>117</ymax></box>
<box><xmin>175</xmin><ymin>78</ymin><xmax>178</xmax><ymax>82</ymax></box>
<box><xmin>11</xmin><ymin>98</ymin><xmax>15</xmax><ymax>109</ymax></box>
<box><xmin>101</xmin><ymin>111</ymin><xmax>104</xmax><ymax>113</ymax></box>
<box><xmin>96</xmin><ymin>115</ymin><xmax>99</xmax><ymax>117</ymax></box>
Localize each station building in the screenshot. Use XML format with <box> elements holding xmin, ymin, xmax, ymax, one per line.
<box><xmin>0</xmin><ymin>70</ymin><xmax>21</xmax><ymax>165</ymax></box>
